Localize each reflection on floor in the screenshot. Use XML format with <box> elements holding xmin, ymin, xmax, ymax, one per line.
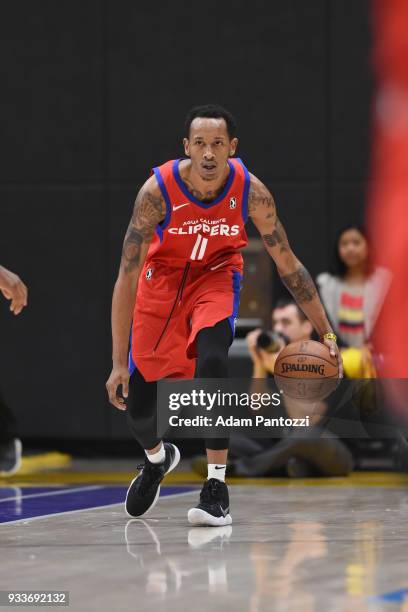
<box><xmin>1</xmin><ymin>469</ymin><xmax>407</xmax><ymax>611</ymax></box>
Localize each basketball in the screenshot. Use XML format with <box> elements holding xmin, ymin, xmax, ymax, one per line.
<box><xmin>274</xmin><ymin>340</ymin><xmax>339</xmax><ymax>401</ymax></box>
<box><xmin>275</xmin><ymin>340</ymin><xmax>339</xmax><ymax>379</ymax></box>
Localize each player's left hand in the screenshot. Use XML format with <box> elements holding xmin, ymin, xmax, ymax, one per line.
<box><xmin>106</xmin><ymin>365</ymin><xmax>130</xmax><ymax>411</ymax></box>
<box><xmin>323</xmin><ymin>338</ymin><xmax>344</xmax><ymax>378</ymax></box>
<box><xmin>0</xmin><ymin>266</ymin><xmax>28</xmax><ymax>315</ymax></box>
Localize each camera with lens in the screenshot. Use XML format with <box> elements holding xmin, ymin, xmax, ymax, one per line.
<box><xmin>256</xmin><ymin>330</ymin><xmax>289</xmax><ymax>353</ymax></box>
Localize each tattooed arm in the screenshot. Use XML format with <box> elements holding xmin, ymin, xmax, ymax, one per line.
<box><xmin>248</xmin><ymin>174</ymin><xmax>342</xmax><ymax>373</ymax></box>
<box><xmin>106</xmin><ymin>175</ymin><xmax>166</xmax><ymax>409</ymax></box>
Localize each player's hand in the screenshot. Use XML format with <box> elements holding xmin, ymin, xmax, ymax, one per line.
<box><xmin>0</xmin><ymin>266</ymin><xmax>28</xmax><ymax>315</ymax></box>
<box><xmin>323</xmin><ymin>338</ymin><xmax>344</xmax><ymax>378</ymax></box>
<box><xmin>106</xmin><ymin>365</ymin><xmax>130</xmax><ymax>410</ymax></box>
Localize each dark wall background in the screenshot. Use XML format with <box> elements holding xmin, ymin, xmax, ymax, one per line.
<box><xmin>0</xmin><ymin>0</ymin><xmax>372</xmax><ymax>440</ymax></box>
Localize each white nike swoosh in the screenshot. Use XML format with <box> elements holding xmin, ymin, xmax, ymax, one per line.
<box><xmin>173</xmin><ymin>203</ymin><xmax>190</xmax><ymax>211</ymax></box>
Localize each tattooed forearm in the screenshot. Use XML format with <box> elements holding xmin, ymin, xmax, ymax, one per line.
<box><xmin>248</xmin><ymin>183</ymin><xmax>276</xmax><ymax>219</ymax></box>
<box><xmin>122</xmin><ymin>228</ymin><xmax>144</xmax><ymax>272</ymax></box>
<box><xmin>280</xmin><ymin>265</ymin><xmax>318</xmax><ymax>303</ymax></box>
<box><xmin>262</xmin><ymin>219</ymin><xmax>289</xmax><ymax>253</ymax></box>
<box><xmin>121</xmin><ymin>190</ymin><xmax>165</xmax><ymax>273</ymax></box>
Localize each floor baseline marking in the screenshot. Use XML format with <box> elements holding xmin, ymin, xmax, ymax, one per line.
<box><xmin>2</xmin><ymin>470</ymin><xmax>408</xmax><ymax>487</ymax></box>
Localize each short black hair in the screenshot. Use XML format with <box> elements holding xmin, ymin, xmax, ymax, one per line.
<box><xmin>184</xmin><ymin>104</ymin><xmax>237</xmax><ymax>140</ymax></box>
<box><xmin>329</xmin><ymin>223</ymin><xmax>369</xmax><ymax>278</ymax></box>
<box><xmin>273</xmin><ymin>297</ymin><xmax>307</xmax><ymax>322</ymax></box>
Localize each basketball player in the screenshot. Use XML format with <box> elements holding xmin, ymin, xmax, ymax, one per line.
<box><xmin>0</xmin><ymin>264</ymin><xmax>28</xmax><ymax>474</ymax></box>
<box><xmin>106</xmin><ymin>104</ymin><xmax>342</xmax><ymax>526</ymax></box>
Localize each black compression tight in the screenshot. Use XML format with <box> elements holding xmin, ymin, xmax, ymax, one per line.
<box><xmin>126</xmin><ymin>318</ymin><xmax>231</xmax><ymax>452</ymax></box>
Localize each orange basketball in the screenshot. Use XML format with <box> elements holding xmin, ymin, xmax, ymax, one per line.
<box><xmin>275</xmin><ymin>340</ymin><xmax>339</xmax><ymax>379</ymax></box>
<box><xmin>274</xmin><ymin>340</ymin><xmax>339</xmax><ymax>401</ymax></box>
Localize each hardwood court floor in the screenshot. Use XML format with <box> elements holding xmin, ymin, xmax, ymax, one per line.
<box><xmin>1</xmin><ymin>471</ymin><xmax>407</xmax><ymax>611</ymax></box>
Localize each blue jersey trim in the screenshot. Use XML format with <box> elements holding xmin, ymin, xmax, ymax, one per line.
<box><xmin>128</xmin><ymin>327</ymin><xmax>136</xmax><ymax>376</ymax></box>
<box><xmin>152</xmin><ymin>166</ymin><xmax>172</xmax><ymax>231</ymax></box>
<box><xmin>156</xmin><ymin>225</ymin><xmax>163</xmax><ymax>243</ymax></box>
<box><xmin>236</xmin><ymin>158</ymin><xmax>250</xmax><ymax>223</ymax></box>
<box><xmin>228</xmin><ymin>270</ymin><xmax>242</xmax><ymax>339</ymax></box>
<box><xmin>173</xmin><ymin>158</ymin><xmax>236</xmax><ymax>208</ymax></box>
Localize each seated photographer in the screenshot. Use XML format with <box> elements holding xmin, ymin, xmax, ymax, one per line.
<box><xmin>226</xmin><ymin>298</ymin><xmax>354</xmax><ymax>478</ymax></box>
<box><xmin>246</xmin><ymin>297</ymin><xmax>313</xmax><ymax>379</ymax></box>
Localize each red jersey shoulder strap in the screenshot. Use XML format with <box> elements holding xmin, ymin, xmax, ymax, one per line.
<box><xmin>151</xmin><ymin>160</ymin><xmax>175</xmax><ymax>231</ymax></box>
<box><xmin>229</xmin><ymin>158</ymin><xmax>251</xmax><ymax>223</ymax></box>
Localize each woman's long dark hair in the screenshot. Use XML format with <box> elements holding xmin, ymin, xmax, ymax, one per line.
<box><xmin>329</xmin><ymin>223</ymin><xmax>370</xmax><ymax>278</ymax></box>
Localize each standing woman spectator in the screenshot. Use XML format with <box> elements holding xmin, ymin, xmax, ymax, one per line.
<box><xmin>316</xmin><ymin>224</ymin><xmax>390</xmax><ymax>377</ymax></box>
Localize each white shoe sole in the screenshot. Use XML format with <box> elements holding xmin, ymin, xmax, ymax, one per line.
<box><xmin>125</xmin><ymin>444</ymin><xmax>180</xmax><ymax>518</ymax></box>
<box><xmin>187</xmin><ymin>507</ymin><xmax>232</xmax><ymax>527</ymax></box>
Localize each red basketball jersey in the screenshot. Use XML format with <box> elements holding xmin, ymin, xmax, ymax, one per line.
<box><xmin>146</xmin><ymin>158</ymin><xmax>250</xmax><ymax>270</ymax></box>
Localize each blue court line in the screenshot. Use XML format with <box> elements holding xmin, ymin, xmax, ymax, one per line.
<box><xmin>368</xmin><ymin>588</ymin><xmax>408</xmax><ymax>603</ymax></box>
<box><xmin>0</xmin><ymin>486</ymin><xmax>196</xmax><ymax>524</ymax></box>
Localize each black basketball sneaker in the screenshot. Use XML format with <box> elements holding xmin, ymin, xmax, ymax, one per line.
<box><xmin>188</xmin><ymin>478</ymin><xmax>232</xmax><ymax>526</ymax></box>
<box><xmin>125</xmin><ymin>442</ymin><xmax>180</xmax><ymax>518</ymax></box>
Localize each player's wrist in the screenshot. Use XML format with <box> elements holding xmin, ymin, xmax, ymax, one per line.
<box><xmin>112</xmin><ymin>356</ymin><xmax>128</xmax><ymax>369</ymax></box>
<box><xmin>320</xmin><ymin>332</ymin><xmax>337</xmax><ymax>343</ymax></box>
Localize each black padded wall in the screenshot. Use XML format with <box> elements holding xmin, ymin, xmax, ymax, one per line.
<box><xmin>0</xmin><ymin>1</ymin><xmax>372</xmax><ymax>439</ymax></box>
